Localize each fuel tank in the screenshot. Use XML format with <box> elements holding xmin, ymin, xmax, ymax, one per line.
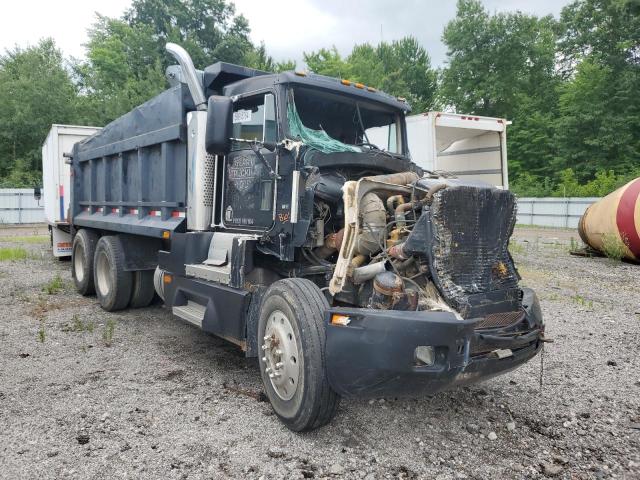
<box><xmin>578</xmin><ymin>177</ymin><xmax>640</xmax><ymax>261</ymax></box>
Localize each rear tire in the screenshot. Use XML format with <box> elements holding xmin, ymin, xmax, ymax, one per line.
<box><xmin>93</xmin><ymin>236</ymin><xmax>132</xmax><ymax>312</ymax></box>
<box><xmin>72</xmin><ymin>229</ymin><xmax>99</xmax><ymax>296</ymax></box>
<box><xmin>258</xmin><ymin>278</ymin><xmax>340</xmax><ymax>431</ymax></box>
<box><xmin>129</xmin><ymin>270</ymin><xmax>155</xmax><ymax>308</ymax></box>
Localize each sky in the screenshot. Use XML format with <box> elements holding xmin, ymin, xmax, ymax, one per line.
<box><xmin>0</xmin><ymin>0</ymin><xmax>572</xmax><ymax>66</ymax></box>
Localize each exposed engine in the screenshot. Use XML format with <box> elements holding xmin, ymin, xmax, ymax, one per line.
<box><xmin>301</xmin><ymin>171</ymin><xmax>520</xmax><ymax>319</ymax></box>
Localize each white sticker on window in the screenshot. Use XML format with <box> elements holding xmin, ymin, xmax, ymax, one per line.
<box><xmin>233</xmin><ymin>109</ymin><xmax>252</xmax><ymax>123</ymax></box>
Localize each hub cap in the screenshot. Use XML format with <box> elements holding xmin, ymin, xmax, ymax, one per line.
<box><xmin>261</xmin><ymin>310</ymin><xmax>300</xmax><ymax>400</ymax></box>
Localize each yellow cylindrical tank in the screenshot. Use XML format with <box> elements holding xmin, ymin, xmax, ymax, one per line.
<box><xmin>578</xmin><ymin>177</ymin><xmax>640</xmax><ymax>261</ymax></box>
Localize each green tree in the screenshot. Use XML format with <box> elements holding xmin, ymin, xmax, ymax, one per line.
<box><xmin>304</xmin><ymin>47</ymin><xmax>352</xmax><ymax>79</ymax></box>
<box><xmin>553</xmin><ymin>167</ymin><xmax>640</xmax><ymax>197</ymax></box>
<box><xmin>74</xmin><ymin>16</ymin><xmax>166</xmax><ymax>125</ymax></box>
<box><xmin>558</xmin><ymin>0</ymin><xmax>640</xmax><ymax>74</ymax></box>
<box><xmin>554</xmin><ymin>59</ymin><xmax>639</xmax><ymax>180</ymax></box>
<box><xmin>124</xmin><ymin>0</ymin><xmax>255</xmax><ymax>68</ymax></box>
<box><xmin>440</xmin><ymin>0</ymin><xmax>560</xmax><ymax>183</ymax></box>
<box><xmin>304</xmin><ymin>37</ymin><xmax>437</xmax><ymax>112</ymax></box>
<box><xmin>244</xmin><ymin>42</ymin><xmax>296</xmax><ymax>73</ymax></box>
<box><xmin>509</xmin><ymin>172</ymin><xmax>554</xmax><ymax>197</ymax></box>
<box><xmin>554</xmin><ymin>0</ymin><xmax>640</xmax><ymax>181</ymax></box>
<box><xmin>365</xmin><ymin>37</ymin><xmax>437</xmax><ymax>112</ymax></box>
<box><xmin>440</xmin><ymin>0</ymin><xmax>558</xmax><ymax>116</ymax></box>
<box><xmin>76</xmin><ymin>0</ymin><xmax>280</xmax><ymax>125</ymax></box>
<box><xmin>0</xmin><ymin>39</ymin><xmax>78</xmax><ymax>184</ymax></box>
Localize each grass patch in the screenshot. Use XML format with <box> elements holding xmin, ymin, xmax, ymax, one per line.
<box><xmin>601</xmin><ymin>233</ymin><xmax>627</xmax><ymax>261</ymax></box>
<box><xmin>569</xmin><ymin>236</ymin><xmax>581</xmax><ymax>253</ymax></box>
<box><xmin>29</xmin><ymin>295</ymin><xmax>61</xmax><ymax>320</ymax></box>
<box><xmin>514</xmin><ymin>224</ymin><xmax>573</xmax><ymax>231</ymax></box>
<box><xmin>103</xmin><ymin>319</ymin><xmax>116</xmax><ymax>347</ymax></box>
<box><xmin>63</xmin><ymin>314</ymin><xmax>95</xmax><ymax>333</ymax></box>
<box><xmin>42</xmin><ymin>274</ymin><xmax>64</xmax><ymax>294</ymax></box>
<box><xmin>0</xmin><ymin>247</ymin><xmax>28</xmax><ymax>261</ymax></box>
<box><xmin>37</xmin><ymin>321</ymin><xmax>46</xmax><ymax>343</ymax></box>
<box><xmin>571</xmin><ymin>294</ymin><xmax>594</xmax><ymax>309</ymax></box>
<box><xmin>508</xmin><ymin>241</ymin><xmax>525</xmax><ymax>255</ymax></box>
<box><xmin>0</xmin><ymin>235</ymin><xmax>48</xmax><ymax>244</ymax></box>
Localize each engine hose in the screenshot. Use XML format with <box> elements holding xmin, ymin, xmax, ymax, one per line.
<box><xmin>394</xmin><ymin>202</ymin><xmax>414</xmax><ymax>228</ymax></box>
<box><xmin>388</xmin><ymin>242</ymin><xmax>408</xmax><ymax>260</ymax></box>
<box><xmin>420</xmin><ymin>183</ymin><xmax>447</xmax><ymax>206</ymax></box>
<box><xmin>356</xmin><ymin>193</ymin><xmax>386</xmax><ymax>255</ymax></box>
<box><xmin>352</xmin><ymin>261</ymin><xmax>387</xmax><ymax>284</ymax></box>
<box><xmin>396</xmin><ymin>257</ymin><xmax>415</xmax><ymax>272</ymax></box>
<box><xmin>364</xmin><ymin>171</ymin><xmax>420</xmax><ymax>186</ymax></box>
<box><xmin>386</xmin><ymin>195</ymin><xmax>405</xmax><ymax>216</ymax></box>
<box><xmin>351</xmin><ymin>254</ymin><xmax>367</xmax><ymax>268</ymax></box>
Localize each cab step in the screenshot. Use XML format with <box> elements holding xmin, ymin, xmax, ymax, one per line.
<box><xmin>185</xmin><ymin>263</ymin><xmax>231</xmax><ymax>284</ymax></box>
<box><xmin>184</xmin><ymin>232</ymin><xmax>258</xmax><ymax>286</ymax></box>
<box><xmin>172</xmin><ymin>301</ymin><xmax>205</xmax><ymax>327</ymax></box>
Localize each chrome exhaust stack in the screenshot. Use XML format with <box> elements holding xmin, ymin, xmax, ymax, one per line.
<box><xmin>165</xmin><ymin>42</ymin><xmax>207</xmax><ymax>110</ymax></box>
<box><xmin>166</xmin><ymin>43</ymin><xmax>214</xmax><ymax>230</ymax></box>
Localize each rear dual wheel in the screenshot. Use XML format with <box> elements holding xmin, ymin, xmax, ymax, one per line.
<box><xmin>94</xmin><ymin>236</ymin><xmax>133</xmax><ymax>312</ymax></box>
<box><xmin>72</xmin><ymin>229</ymin><xmax>99</xmax><ymax>295</ymax></box>
<box><xmin>130</xmin><ymin>270</ymin><xmax>155</xmax><ymax>308</ymax></box>
<box><xmin>88</xmin><ymin>235</ymin><xmax>155</xmax><ymax>311</ymax></box>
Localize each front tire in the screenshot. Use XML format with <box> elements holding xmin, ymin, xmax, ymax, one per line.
<box><xmin>258</xmin><ymin>278</ymin><xmax>340</xmax><ymax>431</ymax></box>
<box><xmin>93</xmin><ymin>236</ymin><xmax>132</xmax><ymax>312</ymax></box>
<box><xmin>72</xmin><ymin>229</ymin><xmax>99</xmax><ymax>296</ymax></box>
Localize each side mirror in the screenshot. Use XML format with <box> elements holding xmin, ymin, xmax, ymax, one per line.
<box><xmin>205</xmin><ymin>95</ymin><xmax>233</xmax><ymax>156</ymax></box>
<box><xmin>33</xmin><ymin>186</ymin><xmax>42</xmax><ymax>202</ymax></box>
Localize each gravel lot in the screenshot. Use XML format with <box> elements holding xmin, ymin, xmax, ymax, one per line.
<box><xmin>0</xmin><ymin>226</ymin><xmax>638</xmax><ymax>479</ymax></box>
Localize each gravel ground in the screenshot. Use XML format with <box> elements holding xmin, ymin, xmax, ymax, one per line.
<box><xmin>0</xmin><ymin>227</ymin><xmax>638</xmax><ymax>480</ymax></box>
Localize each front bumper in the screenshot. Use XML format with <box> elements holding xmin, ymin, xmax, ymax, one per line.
<box><xmin>325</xmin><ymin>291</ymin><xmax>543</xmax><ymax>397</ymax></box>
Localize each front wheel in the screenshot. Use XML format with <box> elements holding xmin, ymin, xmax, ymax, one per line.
<box><xmin>258</xmin><ymin>278</ymin><xmax>340</xmax><ymax>431</ymax></box>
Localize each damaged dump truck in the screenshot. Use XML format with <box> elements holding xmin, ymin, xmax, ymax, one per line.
<box><xmin>67</xmin><ymin>44</ymin><xmax>544</xmax><ymax>431</ymax></box>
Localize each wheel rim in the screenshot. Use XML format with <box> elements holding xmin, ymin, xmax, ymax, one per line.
<box><xmin>74</xmin><ymin>244</ymin><xmax>85</xmax><ymax>282</ymax></box>
<box><xmin>261</xmin><ymin>310</ymin><xmax>300</xmax><ymax>401</ymax></box>
<box><xmin>96</xmin><ymin>251</ymin><xmax>111</xmax><ymax>297</ymax></box>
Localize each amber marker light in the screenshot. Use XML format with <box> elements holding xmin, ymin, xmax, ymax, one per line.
<box><xmin>163</xmin><ymin>274</ymin><xmax>173</xmax><ymax>284</ymax></box>
<box><xmin>162</xmin><ymin>230</ymin><xmax>171</xmax><ymax>239</ymax></box>
<box><xmin>354</xmin><ymin>83</ymin><xmax>364</xmax><ymax>89</ymax></box>
<box><xmin>340</xmin><ymin>79</ymin><xmax>352</xmax><ymax>86</ymax></box>
<box><xmin>330</xmin><ymin>314</ymin><xmax>351</xmax><ymax>326</ymax></box>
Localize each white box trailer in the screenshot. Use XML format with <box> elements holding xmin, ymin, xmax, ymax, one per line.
<box><xmin>42</xmin><ymin>125</ymin><xmax>101</xmax><ymax>257</ymax></box>
<box><xmin>405</xmin><ymin>112</ymin><xmax>510</xmax><ymax>189</ymax></box>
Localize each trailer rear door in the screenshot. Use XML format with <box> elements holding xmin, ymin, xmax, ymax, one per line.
<box><xmin>406</xmin><ymin>112</ymin><xmax>509</xmax><ymax>189</ymax></box>
<box><xmin>42</xmin><ymin>125</ymin><xmax>101</xmax><ymax>225</ymax></box>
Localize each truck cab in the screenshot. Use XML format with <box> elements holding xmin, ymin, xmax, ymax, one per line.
<box><xmin>67</xmin><ymin>44</ymin><xmax>544</xmax><ymax>431</ymax></box>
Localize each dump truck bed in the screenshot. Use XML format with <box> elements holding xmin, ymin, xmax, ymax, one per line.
<box><xmin>71</xmin><ymin>85</ymin><xmax>195</xmax><ymax>237</ymax></box>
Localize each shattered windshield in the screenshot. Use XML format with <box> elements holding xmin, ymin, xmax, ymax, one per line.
<box><xmin>287</xmin><ymin>86</ymin><xmax>404</xmax><ymax>154</ymax></box>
